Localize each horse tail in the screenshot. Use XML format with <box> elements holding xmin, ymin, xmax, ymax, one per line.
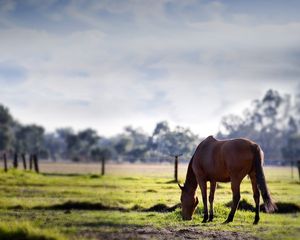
<box><xmin>252</xmin><ymin>144</ymin><xmax>277</xmax><ymax>213</ymax></box>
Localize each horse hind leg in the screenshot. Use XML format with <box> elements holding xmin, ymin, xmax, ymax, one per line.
<box><xmin>249</xmin><ymin>172</ymin><xmax>260</xmax><ymax>224</ymax></box>
<box><xmin>208</xmin><ymin>181</ymin><xmax>216</xmax><ymax>222</ymax></box>
<box><xmin>224</xmin><ymin>177</ymin><xmax>242</xmax><ymax>224</ymax></box>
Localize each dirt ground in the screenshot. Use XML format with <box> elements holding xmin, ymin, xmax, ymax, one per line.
<box><xmin>80</xmin><ymin>226</ymin><xmax>260</xmax><ymax>240</ymax></box>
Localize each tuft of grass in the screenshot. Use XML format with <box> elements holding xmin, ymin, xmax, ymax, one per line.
<box><xmin>0</xmin><ymin>221</ymin><xmax>66</xmax><ymax>240</ymax></box>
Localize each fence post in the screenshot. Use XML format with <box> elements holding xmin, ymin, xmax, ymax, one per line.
<box><xmin>174</xmin><ymin>155</ymin><xmax>178</xmax><ymax>182</ymax></box>
<box><xmin>101</xmin><ymin>156</ymin><xmax>105</xmax><ymax>176</ymax></box>
<box><xmin>13</xmin><ymin>153</ymin><xmax>18</xmax><ymax>168</ymax></box>
<box><xmin>297</xmin><ymin>160</ymin><xmax>300</xmax><ymax>181</ymax></box>
<box><xmin>33</xmin><ymin>154</ymin><xmax>39</xmax><ymax>173</ymax></box>
<box><xmin>29</xmin><ymin>154</ymin><xmax>33</xmax><ymax>170</ymax></box>
<box><xmin>171</xmin><ymin>153</ymin><xmax>182</xmax><ymax>182</ymax></box>
<box><xmin>291</xmin><ymin>160</ymin><xmax>294</xmax><ymax>179</ymax></box>
<box><xmin>21</xmin><ymin>153</ymin><xmax>27</xmax><ymax>170</ymax></box>
<box><xmin>3</xmin><ymin>153</ymin><xmax>7</xmax><ymax>172</ymax></box>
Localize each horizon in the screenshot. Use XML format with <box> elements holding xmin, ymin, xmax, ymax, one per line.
<box><xmin>1</xmin><ymin>0</ymin><xmax>300</xmax><ymax>137</ymax></box>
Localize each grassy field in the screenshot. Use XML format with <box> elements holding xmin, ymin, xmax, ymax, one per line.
<box><xmin>0</xmin><ymin>163</ymin><xmax>299</xmax><ymax>240</ymax></box>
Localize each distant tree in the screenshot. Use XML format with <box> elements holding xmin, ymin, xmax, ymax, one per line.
<box><xmin>149</xmin><ymin>121</ymin><xmax>170</xmax><ymax>151</ymax></box>
<box><xmin>112</xmin><ymin>126</ymin><xmax>149</xmax><ymax>162</ymax></box>
<box><xmin>22</xmin><ymin>125</ymin><xmax>45</xmax><ymax>157</ymax></box>
<box><xmin>63</xmin><ymin>128</ymin><xmax>101</xmax><ymax>161</ymax></box>
<box><xmin>43</xmin><ymin>133</ymin><xmax>62</xmax><ymax>161</ymax></box>
<box><xmin>218</xmin><ymin>89</ymin><xmax>294</xmax><ymax>162</ymax></box>
<box><xmin>55</xmin><ymin>128</ymin><xmax>74</xmax><ymax>159</ymax></box>
<box><xmin>11</xmin><ymin>121</ymin><xmax>24</xmax><ymax>167</ymax></box>
<box><xmin>65</xmin><ymin>131</ymin><xmax>81</xmax><ymax>161</ymax></box>
<box><xmin>0</xmin><ymin>104</ymin><xmax>13</xmax><ymax>170</ymax></box>
<box><xmin>282</xmin><ymin>134</ymin><xmax>300</xmax><ymax>162</ymax></box>
<box><xmin>114</xmin><ymin>136</ymin><xmax>132</xmax><ymax>156</ymax></box>
<box><xmin>155</xmin><ymin>126</ymin><xmax>199</xmax><ymax>160</ymax></box>
<box><xmin>124</xmin><ymin>126</ymin><xmax>149</xmax><ymax>162</ymax></box>
<box><xmin>77</xmin><ymin>128</ymin><xmax>100</xmax><ymax>160</ymax></box>
<box><xmin>90</xmin><ymin>146</ymin><xmax>112</xmax><ymax>161</ymax></box>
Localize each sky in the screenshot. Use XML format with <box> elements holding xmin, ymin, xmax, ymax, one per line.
<box><xmin>0</xmin><ymin>0</ymin><xmax>300</xmax><ymax>137</ymax></box>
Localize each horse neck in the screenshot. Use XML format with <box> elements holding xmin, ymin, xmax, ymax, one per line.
<box><xmin>184</xmin><ymin>157</ymin><xmax>198</xmax><ymax>193</ymax></box>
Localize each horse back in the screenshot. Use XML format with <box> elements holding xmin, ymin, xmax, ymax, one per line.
<box><xmin>192</xmin><ymin>136</ymin><xmax>256</xmax><ymax>182</ymax></box>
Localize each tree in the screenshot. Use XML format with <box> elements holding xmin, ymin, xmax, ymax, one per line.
<box><xmin>43</xmin><ymin>133</ymin><xmax>62</xmax><ymax>161</ymax></box>
<box><xmin>0</xmin><ymin>105</ymin><xmax>13</xmax><ymax>150</ymax></box>
<box><xmin>282</xmin><ymin>134</ymin><xmax>300</xmax><ymax>161</ymax></box>
<box><xmin>77</xmin><ymin>128</ymin><xmax>100</xmax><ymax>160</ymax></box>
<box><xmin>112</xmin><ymin>127</ymin><xmax>148</xmax><ymax>162</ymax></box>
<box><xmin>20</xmin><ymin>124</ymin><xmax>45</xmax><ymax>171</ymax></box>
<box><xmin>217</xmin><ymin>89</ymin><xmax>294</xmax><ymax>162</ymax></box>
<box><xmin>153</xmin><ymin>124</ymin><xmax>199</xmax><ymax>161</ymax></box>
<box><xmin>55</xmin><ymin>128</ymin><xmax>74</xmax><ymax>160</ymax></box>
<box><xmin>0</xmin><ymin>104</ymin><xmax>13</xmax><ymax>171</ymax></box>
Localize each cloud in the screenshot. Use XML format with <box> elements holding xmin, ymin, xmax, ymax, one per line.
<box><xmin>0</xmin><ymin>0</ymin><xmax>299</xmax><ymax>136</ymax></box>
<box><xmin>0</xmin><ymin>61</ymin><xmax>27</xmax><ymax>84</ymax></box>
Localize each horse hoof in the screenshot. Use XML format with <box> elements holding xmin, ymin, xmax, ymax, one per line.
<box><xmin>253</xmin><ymin>216</ymin><xmax>260</xmax><ymax>225</ymax></box>
<box><xmin>202</xmin><ymin>219</ymin><xmax>207</xmax><ymax>223</ymax></box>
<box><xmin>253</xmin><ymin>219</ymin><xmax>259</xmax><ymax>225</ymax></box>
<box><xmin>222</xmin><ymin>219</ymin><xmax>232</xmax><ymax>224</ymax></box>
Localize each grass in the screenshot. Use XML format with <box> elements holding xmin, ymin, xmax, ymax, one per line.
<box><xmin>0</xmin><ymin>164</ymin><xmax>299</xmax><ymax>239</ymax></box>
<box><xmin>0</xmin><ymin>221</ymin><xmax>65</xmax><ymax>240</ymax></box>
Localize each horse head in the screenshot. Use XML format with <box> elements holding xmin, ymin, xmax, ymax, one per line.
<box><xmin>178</xmin><ymin>183</ymin><xmax>199</xmax><ymax>220</ymax></box>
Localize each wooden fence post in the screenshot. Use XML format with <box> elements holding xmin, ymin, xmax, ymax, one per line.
<box><xmin>171</xmin><ymin>153</ymin><xmax>182</xmax><ymax>182</ymax></box>
<box><xmin>291</xmin><ymin>160</ymin><xmax>294</xmax><ymax>179</ymax></box>
<box><xmin>101</xmin><ymin>156</ymin><xmax>105</xmax><ymax>176</ymax></box>
<box><xmin>3</xmin><ymin>153</ymin><xmax>8</xmax><ymax>172</ymax></box>
<box><xmin>33</xmin><ymin>154</ymin><xmax>39</xmax><ymax>173</ymax></box>
<box><xmin>29</xmin><ymin>154</ymin><xmax>33</xmax><ymax>170</ymax></box>
<box><xmin>297</xmin><ymin>160</ymin><xmax>300</xmax><ymax>181</ymax></box>
<box><xmin>21</xmin><ymin>153</ymin><xmax>27</xmax><ymax>170</ymax></box>
<box><xmin>174</xmin><ymin>155</ymin><xmax>178</xmax><ymax>182</ymax></box>
<box><xmin>13</xmin><ymin>153</ymin><xmax>18</xmax><ymax>168</ymax></box>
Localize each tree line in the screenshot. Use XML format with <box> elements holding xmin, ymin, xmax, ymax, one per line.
<box><xmin>217</xmin><ymin>89</ymin><xmax>300</xmax><ymax>165</ymax></box>
<box><xmin>0</xmin><ymin>89</ymin><xmax>299</xmax><ymax>164</ymax></box>
<box><xmin>0</xmin><ymin>106</ymin><xmax>200</xmax><ymax>163</ymax></box>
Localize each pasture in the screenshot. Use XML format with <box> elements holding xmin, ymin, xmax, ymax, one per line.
<box><xmin>0</xmin><ymin>163</ymin><xmax>299</xmax><ymax>240</ymax></box>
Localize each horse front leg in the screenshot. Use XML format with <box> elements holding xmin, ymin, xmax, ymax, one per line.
<box><xmin>199</xmin><ymin>180</ymin><xmax>208</xmax><ymax>223</ymax></box>
<box><xmin>208</xmin><ymin>181</ymin><xmax>216</xmax><ymax>222</ymax></box>
<box><xmin>224</xmin><ymin>178</ymin><xmax>241</xmax><ymax>224</ymax></box>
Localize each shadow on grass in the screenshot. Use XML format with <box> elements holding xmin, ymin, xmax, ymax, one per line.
<box><xmin>76</xmin><ymin>221</ymin><xmax>142</xmax><ymax>229</ymax></box>
<box><xmin>42</xmin><ymin>173</ymin><xmax>85</xmax><ymax>177</ymax></box>
<box><xmin>33</xmin><ymin>201</ymin><xmax>128</xmax><ymax>211</ymax></box>
<box><xmin>9</xmin><ymin>201</ymin><xmax>180</xmax><ymax>213</ymax></box>
<box><xmin>42</xmin><ymin>173</ymin><xmax>106</xmax><ymax>179</ymax></box>
<box><xmin>165</xmin><ymin>180</ymin><xmax>178</xmax><ymax>184</ymax></box>
<box><xmin>225</xmin><ymin>199</ymin><xmax>300</xmax><ymax>213</ymax></box>
<box><xmin>133</xmin><ymin>203</ymin><xmax>180</xmax><ymax>212</ymax></box>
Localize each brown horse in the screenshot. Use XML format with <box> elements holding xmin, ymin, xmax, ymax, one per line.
<box><xmin>178</xmin><ymin>136</ymin><xmax>277</xmax><ymax>224</ymax></box>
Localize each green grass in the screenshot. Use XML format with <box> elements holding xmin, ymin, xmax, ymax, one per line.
<box><xmin>0</xmin><ymin>221</ymin><xmax>65</xmax><ymax>240</ymax></box>
<box><xmin>0</xmin><ymin>166</ymin><xmax>299</xmax><ymax>239</ymax></box>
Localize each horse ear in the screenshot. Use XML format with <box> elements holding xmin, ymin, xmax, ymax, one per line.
<box><xmin>178</xmin><ymin>183</ymin><xmax>184</xmax><ymax>191</ymax></box>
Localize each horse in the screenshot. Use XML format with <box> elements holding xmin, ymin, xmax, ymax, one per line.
<box><xmin>178</xmin><ymin>136</ymin><xmax>277</xmax><ymax>224</ymax></box>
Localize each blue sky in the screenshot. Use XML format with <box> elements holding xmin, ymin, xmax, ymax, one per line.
<box><xmin>0</xmin><ymin>0</ymin><xmax>300</xmax><ymax>136</ymax></box>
